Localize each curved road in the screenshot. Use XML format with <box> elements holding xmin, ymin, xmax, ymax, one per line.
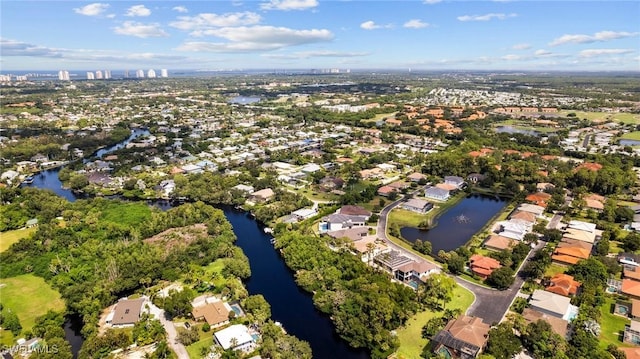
<box><xmin>376</xmin><ymin>191</ymin><xmax>545</xmax><ymax>325</ymax></box>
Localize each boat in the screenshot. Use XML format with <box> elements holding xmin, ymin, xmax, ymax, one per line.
<box><xmin>270</xmin><ymin>238</ymin><xmax>276</xmax><ymax>245</ymax></box>
<box><xmin>22</xmin><ymin>176</ymin><xmax>34</xmax><ymax>184</ymax></box>
<box><xmin>263</xmin><ymin>227</ymin><xmax>273</xmax><ymax>234</ymax></box>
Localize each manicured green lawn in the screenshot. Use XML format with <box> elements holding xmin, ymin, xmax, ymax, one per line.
<box><xmin>394</xmin><ymin>285</ymin><xmax>474</xmax><ymax>359</ymax></box>
<box><xmin>0</xmin><ymin>274</ymin><xmax>65</xmax><ymax>345</ymax></box>
<box><xmin>620</xmin><ymin>131</ymin><xmax>640</xmax><ymax>141</ymax></box>
<box><xmin>599</xmin><ymin>297</ymin><xmax>633</xmax><ymax>349</ymax></box>
<box><xmin>389</xmin><ymin>208</ymin><xmax>429</xmax><ymax>227</ymax></box>
<box><xmin>544</xmin><ymin>263</ymin><xmax>566</xmax><ymax>277</ymax></box>
<box><xmin>186</xmin><ymin>337</ymin><xmax>214</xmax><ymax>359</ymax></box>
<box><xmin>0</xmin><ymin>227</ymin><xmax>36</xmax><ymax>252</ymax></box>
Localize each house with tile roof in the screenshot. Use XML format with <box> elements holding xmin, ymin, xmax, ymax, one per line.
<box><xmin>552</xmin><ymin>246</ymin><xmax>591</xmax><ymax>266</ymax></box>
<box><xmin>425</xmin><ymin>186</ymin><xmax>450</xmax><ymax>201</ymax></box>
<box><xmin>469</xmin><ymin>254</ymin><xmax>501</xmax><ymax>279</ymax></box>
<box><xmin>432</xmin><ymin>315</ymin><xmax>490</xmax><ymax>359</ymax></box>
<box><xmin>545</xmin><ymin>274</ymin><xmax>581</xmax><ymax>297</ymax></box>
<box><xmin>623</xmin><ymin>279</ymin><xmax>640</xmax><ymax>300</ymax></box>
<box><xmin>521</xmin><ymin>308</ymin><xmax>568</xmax><ymax>338</ymax></box>
<box><xmin>483</xmin><ymin>235</ymin><xmax>518</xmax><ymax>252</ymax></box>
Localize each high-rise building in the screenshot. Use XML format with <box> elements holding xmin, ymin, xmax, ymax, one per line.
<box><xmin>160</xmin><ymin>69</ymin><xmax>168</xmax><ymax>78</ymax></box>
<box><xmin>104</xmin><ymin>70</ymin><xmax>111</xmax><ymax>79</ymax></box>
<box><xmin>147</xmin><ymin>69</ymin><xmax>156</xmax><ymax>78</ymax></box>
<box><xmin>136</xmin><ymin>69</ymin><xmax>145</xmax><ymax>78</ymax></box>
<box><xmin>86</xmin><ymin>72</ymin><xmax>95</xmax><ymax>80</ymax></box>
<box><xmin>58</xmin><ymin>70</ymin><xmax>70</xmax><ymax>81</ymax></box>
<box><xmin>124</xmin><ymin>70</ymin><xmax>130</xmax><ymax>78</ymax></box>
<box><xmin>0</xmin><ymin>75</ymin><xmax>11</xmax><ymax>82</ymax></box>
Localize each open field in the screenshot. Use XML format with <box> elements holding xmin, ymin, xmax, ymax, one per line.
<box><xmin>394</xmin><ymin>285</ymin><xmax>475</xmax><ymax>359</ymax></box>
<box><xmin>389</xmin><ymin>208</ymin><xmax>428</xmax><ymax>227</ymax></box>
<box><xmin>0</xmin><ymin>227</ymin><xmax>36</xmax><ymax>253</ymax></box>
<box><xmin>0</xmin><ymin>274</ymin><xmax>65</xmax><ymax>345</ymax></box>
<box><xmin>559</xmin><ymin>110</ymin><xmax>640</xmax><ymax>124</ymax></box>
<box><xmin>101</xmin><ymin>201</ymin><xmax>152</xmax><ymax>226</ymax></box>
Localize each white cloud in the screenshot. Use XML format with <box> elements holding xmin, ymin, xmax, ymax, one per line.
<box><xmin>403</xmin><ymin>19</ymin><xmax>430</xmax><ymax>29</ymax></box>
<box><xmin>457</xmin><ymin>13</ymin><xmax>517</xmax><ymax>22</ymax></box>
<box><xmin>501</xmin><ymin>54</ymin><xmax>521</xmax><ymax>61</ymax></box>
<box><xmin>512</xmin><ymin>43</ymin><xmax>531</xmax><ymax>50</ymax></box>
<box><xmin>73</xmin><ymin>3</ymin><xmax>110</xmax><ymax>16</ymax></box>
<box><xmin>550</xmin><ymin>31</ymin><xmax>639</xmax><ymax>46</ymax></box>
<box><xmin>423</xmin><ymin>0</ymin><xmax>442</xmax><ymax>4</ymax></box>
<box><xmin>113</xmin><ymin>22</ymin><xmax>169</xmax><ymax>38</ymax></box>
<box><xmin>263</xmin><ymin>50</ymin><xmax>369</xmax><ymax>59</ymax></box>
<box><xmin>534</xmin><ymin>49</ymin><xmax>552</xmax><ymax>56</ymax></box>
<box><xmin>1</xmin><ymin>38</ymin><xmax>63</xmax><ymax>57</ymax></box>
<box><xmin>260</xmin><ymin>0</ymin><xmax>318</xmax><ymax>11</ymax></box>
<box><xmin>170</xmin><ymin>12</ymin><xmax>261</xmax><ymax>31</ymax></box>
<box><xmin>125</xmin><ymin>5</ymin><xmax>151</xmax><ymax>17</ymax></box>
<box><xmin>360</xmin><ymin>21</ymin><xmax>392</xmax><ymax>30</ymax></box>
<box><xmin>176</xmin><ymin>25</ymin><xmax>333</xmax><ymax>52</ymax></box>
<box><xmin>172</xmin><ymin>6</ymin><xmax>188</xmax><ymax>13</ymax></box>
<box><xmin>579</xmin><ymin>49</ymin><xmax>634</xmax><ymax>58</ymax></box>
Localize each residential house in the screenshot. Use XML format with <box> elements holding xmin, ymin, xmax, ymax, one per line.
<box><xmin>469</xmin><ymin>254</ymin><xmax>501</xmax><ymax>279</ymax></box>
<box><xmin>250</xmin><ymin>188</ymin><xmax>275</xmax><ymax>203</ymax></box>
<box><xmin>567</xmin><ymin>220</ymin><xmax>597</xmax><ymax>233</ymax></box>
<box><xmin>516</xmin><ymin>203</ymin><xmax>545</xmax><ymax>217</ymax></box>
<box><xmin>291</xmin><ymin>208</ymin><xmax>317</xmax><ymax>221</ymax></box>
<box><xmin>497</xmin><ymin>219</ymin><xmax>532</xmax><ymax>241</ymax></box>
<box><xmin>552</xmin><ymin>245</ymin><xmax>591</xmax><ymax>266</ymax></box>
<box><xmin>521</xmin><ymin>308</ymin><xmax>568</xmax><ymax>338</ymax></box>
<box><xmin>192</xmin><ymin>299</ymin><xmax>231</xmax><ymax>328</ymax></box>
<box><xmin>402</xmin><ymin>198</ymin><xmax>433</xmax><ymax>214</ymax></box>
<box><xmin>337</xmin><ymin>205</ymin><xmax>372</xmax><ymax>218</ymax></box>
<box><xmin>377</xmin><ymin>185</ymin><xmax>397</xmax><ymax>197</ymax></box>
<box><xmin>483</xmin><ymin>234</ymin><xmax>518</xmax><ymax>252</ymax></box>
<box><xmin>529</xmin><ymin>289</ymin><xmax>578</xmax><ymax>321</ymax></box>
<box><xmin>395</xmin><ymin>261</ymin><xmax>439</xmax><ymax>283</ymax></box>
<box><xmin>444</xmin><ymin>176</ymin><xmax>465</xmax><ymax>189</ymax></box>
<box><xmin>509</xmin><ymin>210</ymin><xmax>537</xmax><ymax>224</ymax></box>
<box><xmin>214</xmin><ymin>324</ymin><xmax>256</xmax><ymax>352</ymax></box>
<box><xmin>407</xmin><ymin>172</ymin><xmax>427</xmax><ymax>183</ymax></box>
<box><xmin>425</xmin><ymin>186</ymin><xmax>450</xmax><ymax>201</ymax></box>
<box><xmin>233</xmin><ymin>184</ymin><xmax>255</xmax><ymax>194</ymax></box>
<box><xmin>621</xmin><ymin>347</ymin><xmax>640</xmax><ymax>359</ymax></box>
<box><xmin>623</xmin><ymin>279</ymin><xmax>640</xmax><ymax>300</ymax></box>
<box><xmin>319</xmin><ymin>176</ymin><xmax>344</xmax><ymax>192</ymax></box>
<box><xmin>545</xmin><ymin>274</ymin><xmax>581</xmax><ymax>297</ymax></box>
<box><xmin>525</xmin><ymin>192</ymin><xmax>552</xmax><ymax>207</ymax></box>
<box><xmin>466</xmin><ymin>173</ymin><xmax>486</xmax><ymax>184</ymax></box>
<box><xmin>374</xmin><ymin>250</ymin><xmax>414</xmax><ymax>273</ymax></box>
<box><xmin>432</xmin><ymin>315</ymin><xmax>490</xmax><ymax>359</ymax></box>
<box><xmin>562</xmin><ymin>228</ymin><xmax>596</xmax><ymax>244</ymax></box>
<box><xmin>326</xmin><ymin>227</ymin><xmax>369</xmax><ymax>242</ymax></box>
<box><xmin>320</xmin><ymin>214</ymin><xmax>368</xmax><ymax>232</ymax></box>
<box><xmin>108</xmin><ymin>298</ymin><xmax>146</xmax><ymax>328</ymax></box>
<box><xmin>624</xmin><ymin>321</ymin><xmax>640</xmax><ymax>345</ymax></box>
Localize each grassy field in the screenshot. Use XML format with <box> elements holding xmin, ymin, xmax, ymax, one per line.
<box><xmin>559</xmin><ymin>110</ymin><xmax>640</xmax><ymax>124</ymax></box>
<box><xmin>599</xmin><ymin>297</ymin><xmax>633</xmax><ymax>349</ymax></box>
<box><xmin>388</xmin><ymin>208</ymin><xmax>429</xmax><ymax>227</ymax></box>
<box><xmin>620</xmin><ymin>131</ymin><xmax>640</xmax><ymax>141</ymax></box>
<box><xmin>544</xmin><ymin>263</ymin><xmax>566</xmax><ymax>277</ymax></box>
<box><xmin>0</xmin><ymin>274</ymin><xmax>65</xmax><ymax>345</ymax></box>
<box><xmin>394</xmin><ymin>285</ymin><xmax>475</xmax><ymax>359</ymax></box>
<box><xmin>0</xmin><ymin>227</ymin><xmax>36</xmax><ymax>253</ymax></box>
<box><xmin>101</xmin><ymin>201</ymin><xmax>152</xmax><ymax>226</ymax></box>
<box><xmin>186</xmin><ymin>337</ymin><xmax>214</xmax><ymax>359</ymax></box>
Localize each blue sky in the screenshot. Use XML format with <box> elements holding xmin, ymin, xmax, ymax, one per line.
<box><xmin>1</xmin><ymin>1</ymin><xmax>639</xmax><ymax>71</ymax></box>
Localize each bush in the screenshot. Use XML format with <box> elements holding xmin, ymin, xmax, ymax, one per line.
<box><xmin>202</xmin><ymin>323</ymin><xmax>211</xmax><ymax>332</ymax></box>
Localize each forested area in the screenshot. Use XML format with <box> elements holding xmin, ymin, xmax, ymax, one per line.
<box><xmin>0</xmin><ymin>188</ymin><xmax>247</xmax><ymax>345</ymax></box>
<box><xmin>274</xmin><ymin>230</ymin><xmax>419</xmax><ymax>358</ymax></box>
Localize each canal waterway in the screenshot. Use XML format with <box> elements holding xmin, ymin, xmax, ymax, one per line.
<box><xmin>24</xmin><ymin>129</ymin><xmax>370</xmax><ymax>359</ymax></box>
<box><xmin>400</xmin><ymin>194</ymin><xmax>508</xmax><ymax>253</ymax></box>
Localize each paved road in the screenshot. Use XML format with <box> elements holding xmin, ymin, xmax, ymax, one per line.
<box><xmin>376</xmin><ymin>193</ymin><xmax>547</xmax><ymax>325</ymax></box>
<box><xmin>148</xmin><ymin>303</ymin><xmax>189</xmax><ymax>359</ymax></box>
<box><xmin>547</xmin><ymin>213</ymin><xmax>564</xmax><ymax>230</ymax></box>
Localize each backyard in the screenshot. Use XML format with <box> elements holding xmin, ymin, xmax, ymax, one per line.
<box><xmin>394</xmin><ymin>285</ymin><xmax>475</xmax><ymax>359</ymax></box>
<box><xmin>0</xmin><ymin>227</ymin><xmax>36</xmax><ymax>252</ymax></box>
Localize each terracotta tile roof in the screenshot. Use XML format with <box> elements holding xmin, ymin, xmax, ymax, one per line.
<box><xmin>509</xmin><ymin>210</ymin><xmax>537</xmax><ymax>223</ymax></box>
<box><xmin>621</xmin><ymin>347</ymin><xmax>640</xmax><ymax>359</ymax></box>
<box><xmin>576</xmin><ymin>162</ymin><xmax>603</xmax><ymax>172</ymax></box>
<box><xmin>632</xmin><ymin>299</ymin><xmax>640</xmax><ymax>318</ymax></box>
<box><xmin>522</xmin><ymin>308</ymin><xmax>568</xmax><ymax>338</ymax></box>
<box><xmin>546</xmin><ymin>274</ymin><xmax>581</xmax><ymax>296</ymax></box>
<box><xmin>437</xmin><ymin>315</ymin><xmax>490</xmax><ymax>349</ymax></box>
<box><xmin>551</xmin><ymin>254</ymin><xmax>581</xmax><ymax>265</ymax></box>
<box><xmin>483</xmin><ymin>235</ymin><xmax>518</xmax><ymax>251</ymax></box>
<box><xmin>192</xmin><ymin>301</ymin><xmax>230</xmax><ymax>326</ymax></box>
<box><xmin>622</xmin><ymin>279</ymin><xmax>640</xmax><ymax>298</ymax></box>
<box><xmin>554</xmin><ymin>246</ymin><xmax>590</xmax><ymax>259</ymax></box>
<box><xmin>625</xmin><ymin>267</ymin><xmax>640</xmax><ymax>281</ymax></box>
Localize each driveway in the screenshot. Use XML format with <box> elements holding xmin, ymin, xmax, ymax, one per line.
<box><xmin>147</xmin><ymin>302</ymin><xmax>189</xmax><ymax>359</ymax></box>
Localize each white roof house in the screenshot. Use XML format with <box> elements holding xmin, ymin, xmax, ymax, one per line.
<box><xmin>567</xmin><ymin>220</ymin><xmax>597</xmax><ymax>233</ymax></box>
<box><xmin>214</xmin><ymin>324</ymin><xmax>255</xmax><ymax>352</ymax></box>
<box><xmin>529</xmin><ymin>290</ymin><xmax>578</xmax><ymax>321</ymax></box>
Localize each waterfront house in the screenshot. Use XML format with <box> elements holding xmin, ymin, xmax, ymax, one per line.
<box><xmin>214</xmin><ymin>324</ymin><xmax>256</xmax><ymax>352</ymax></box>
<box><xmin>291</xmin><ymin>208</ymin><xmax>318</xmax><ymax>221</ymax></box>
<box><xmin>401</xmin><ymin>198</ymin><xmax>433</xmax><ymax>214</ymax></box>
<box><xmin>483</xmin><ymin>234</ymin><xmax>518</xmax><ymax>252</ymax></box>
<box><xmin>424</xmin><ymin>186</ymin><xmax>450</xmax><ymax>201</ymax></box>
<box><xmin>250</xmin><ymin>188</ymin><xmax>275</xmax><ymax>203</ymax></box>
<box><xmin>444</xmin><ymin>176</ymin><xmax>465</xmax><ymax>189</ymax></box>
<box><xmin>395</xmin><ymin>260</ymin><xmax>439</xmax><ymax>283</ymax></box>
<box><xmin>337</xmin><ymin>205</ymin><xmax>372</xmax><ymax>219</ymax></box>
<box><xmin>432</xmin><ymin>315</ymin><xmax>490</xmax><ymax>359</ymax></box>
<box><xmin>516</xmin><ymin>203</ymin><xmax>545</xmax><ymax>217</ymax></box>
<box><xmin>108</xmin><ymin>298</ymin><xmax>146</xmax><ymax>328</ymax></box>
<box><xmin>192</xmin><ymin>298</ymin><xmax>231</xmax><ymax>328</ymax></box>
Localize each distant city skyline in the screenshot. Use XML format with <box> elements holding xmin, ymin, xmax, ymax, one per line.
<box><xmin>1</xmin><ymin>1</ymin><xmax>639</xmax><ymax>71</ymax></box>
